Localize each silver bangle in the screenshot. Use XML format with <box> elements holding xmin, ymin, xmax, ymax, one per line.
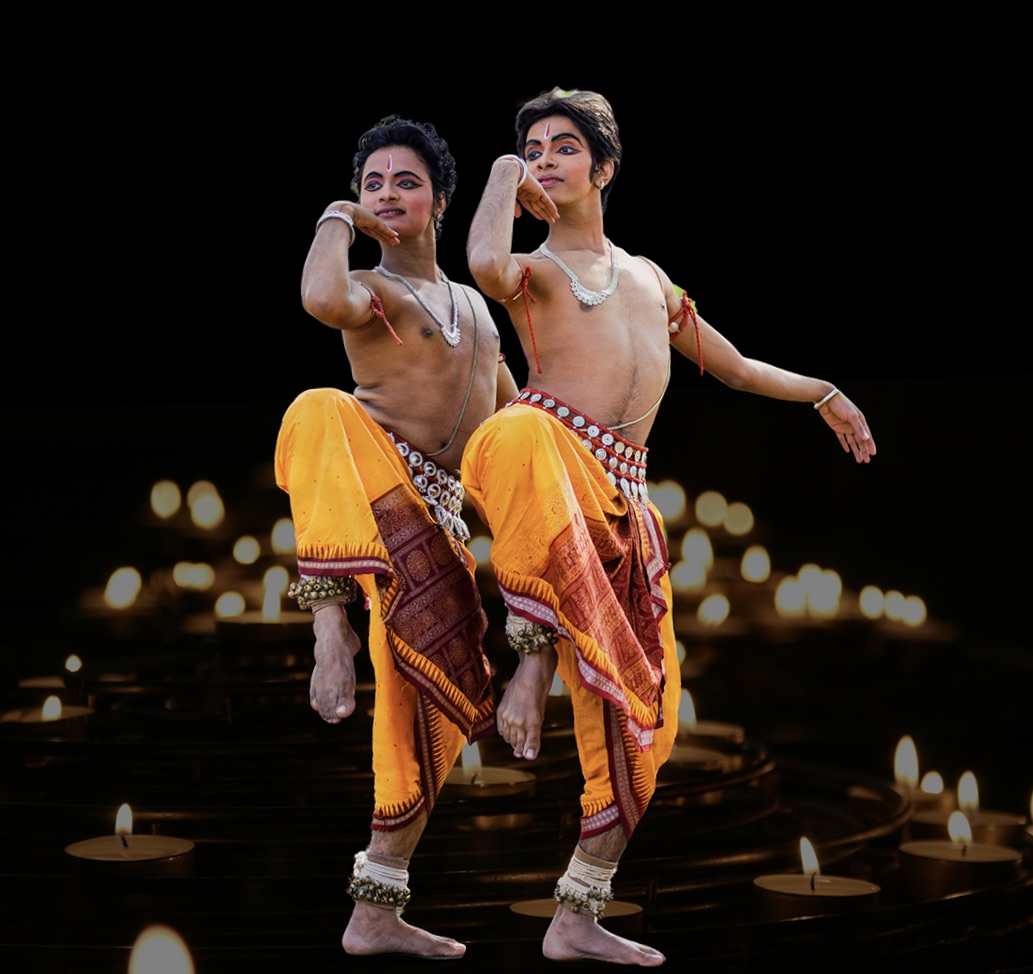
<box><xmin>497</xmin><ymin>154</ymin><xmax>528</xmax><ymax>188</ymax></box>
<box><xmin>813</xmin><ymin>388</ymin><xmax>840</xmax><ymax>410</ymax></box>
<box><xmin>316</xmin><ymin>209</ymin><xmax>355</xmax><ymax>244</ymax></box>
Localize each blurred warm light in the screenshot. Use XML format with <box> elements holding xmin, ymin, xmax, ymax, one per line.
<box><xmin>104</xmin><ymin>567</ymin><xmax>142</xmax><ymax>609</ymax></box>
<box><xmin>188</xmin><ymin>481</ymin><xmax>224</xmax><ymax>529</ymax></box>
<box><xmin>150</xmin><ymin>480</ymin><xmax>182</xmax><ymax>519</ymax></box>
<box><xmin>680</xmin><ymin>528</ymin><xmax>713</xmax><ymax>569</ymax></box>
<box><xmin>41</xmin><ymin>696</ymin><xmax>62</xmax><ymax>721</ymax></box>
<box><xmin>549</xmin><ymin>672</ymin><xmax>569</xmax><ymax>697</ymax></box>
<box><xmin>172</xmin><ymin>562</ymin><xmax>215</xmax><ymax>591</ymax></box>
<box><xmin>214</xmin><ymin>592</ymin><xmax>246</xmax><ymax>618</ymax></box>
<box><xmin>129</xmin><ymin>924</ymin><xmax>195</xmax><ymax>974</ymax></box>
<box><xmin>64</xmin><ymin>654</ymin><xmax>82</xmax><ymax>674</ymax></box>
<box><xmin>233</xmin><ymin>535</ymin><xmax>261</xmax><ymax>565</ymax></box>
<box><xmin>670</xmin><ymin>559</ymin><xmax>707</xmax><ymax>593</ymax></box>
<box><xmin>270</xmin><ymin>518</ymin><xmax>295</xmax><ymax>555</ymax></box>
<box><xmin>676</xmin><ymin>639</ymin><xmax>686</xmax><ymax>665</ymax></box>
<box><xmin>723</xmin><ymin>501</ymin><xmax>754</xmax><ymax>536</ymax></box>
<box><xmin>694</xmin><ymin>490</ymin><xmax>727</xmax><ymax>527</ymax></box>
<box><xmin>948</xmin><ymin>810</ymin><xmax>973</xmax><ymax>846</ymax></box>
<box><xmin>802</xmin><ymin>567</ymin><xmax>841</xmax><ymax>619</ymax></box>
<box><xmin>920</xmin><ymin>771</ymin><xmax>945</xmax><ymax>795</ymax></box>
<box><xmin>774</xmin><ymin>577</ymin><xmax>806</xmax><ymax>617</ymax></box>
<box><xmin>469</xmin><ymin>535</ymin><xmax>492</xmax><ymax>567</ymax></box>
<box><xmin>116</xmin><ymin>803</ymin><xmax>133</xmax><ymax>835</ymax></box>
<box><xmin>740</xmin><ymin>545</ymin><xmax>770</xmax><ymax>583</ymax></box>
<box><xmin>460</xmin><ymin>742</ymin><xmax>482</xmax><ymax>777</ymax></box>
<box><xmin>697</xmin><ymin>593</ymin><xmax>730</xmax><ymax>627</ymax></box>
<box><xmin>799</xmin><ymin>837</ymin><xmax>820</xmax><ymax>877</ymax></box>
<box><xmin>859</xmin><ymin>585</ymin><xmax>884</xmax><ymax>619</ymax></box>
<box><xmin>262</xmin><ymin>566</ymin><xmax>289</xmax><ymax>621</ymax></box>
<box><xmin>678</xmin><ymin>689</ymin><xmax>697</xmax><ymax>731</ymax></box>
<box><xmin>649</xmin><ymin>479</ymin><xmax>686</xmax><ymax>521</ymax></box>
<box><xmin>883</xmin><ymin>590</ymin><xmax>906</xmax><ymax>621</ymax></box>
<box><xmin>958</xmin><ymin>771</ymin><xmax>979</xmax><ymax>814</ymax></box>
<box><xmin>902</xmin><ymin>595</ymin><xmax>927</xmax><ymax>627</ymax></box>
<box><xmin>894</xmin><ymin>735</ymin><xmax>918</xmax><ymax>789</ymax></box>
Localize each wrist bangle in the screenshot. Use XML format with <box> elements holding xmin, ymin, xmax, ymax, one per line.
<box><xmin>813</xmin><ymin>388</ymin><xmax>840</xmax><ymax>410</ymax></box>
<box><xmin>497</xmin><ymin>154</ymin><xmax>528</xmax><ymax>188</ymax></box>
<box><xmin>316</xmin><ymin>209</ymin><xmax>356</xmax><ymax>244</ymax></box>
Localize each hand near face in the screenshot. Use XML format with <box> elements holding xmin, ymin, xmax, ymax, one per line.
<box><xmin>324</xmin><ymin>200</ymin><xmax>401</xmax><ymax>246</ymax></box>
<box><xmin>514</xmin><ymin>175</ymin><xmax>559</xmax><ymax>223</ymax></box>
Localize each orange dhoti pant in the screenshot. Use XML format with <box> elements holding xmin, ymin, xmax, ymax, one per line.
<box><xmin>275</xmin><ymin>388</ymin><xmax>494</xmax><ymax>831</ymax></box>
<box><xmin>462</xmin><ymin>391</ymin><xmax>680</xmax><ymax>840</ymax></box>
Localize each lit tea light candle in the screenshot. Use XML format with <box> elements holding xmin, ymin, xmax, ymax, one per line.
<box><xmin>910</xmin><ymin>771</ymin><xmax>1028</xmax><ymax>848</ymax></box>
<box><xmin>65</xmin><ymin>803</ymin><xmax>195</xmax><ymax>875</ymax></box>
<box><xmin>443</xmin><ymin>743</ymin><xmax>535</xmax><ymax>830</ymax></box>
<box><xmin>753</xmin><ymin>837</ymin><xmax>880</xmax><ymax>920</ymax></box>
<box><xmin>677</xmin><ymin>689</ymin><xmax>745</xmax><ymax>744</ymax></box>
<box><xmin>0</xmin><ymin>694</ymin><xmax>92</xmax><ymax>737</ymax></box>
<box><xmin>445</xmin><ymin>742</ymin><xmax>536</xmax><ymax>795</ymax></box>
<box><xmin>893</xmin><ymin>735</ymin><xmax>955</xmax><ymax>811</ymax></box>
<box><xmin>899</xmin><ymin>810</ymin><xmax>1022</xmax><ymax>900</ymax></box>
<box><xmin>214</xmin><ymin>566</ymin><xmax>312</xmax><ymax>643</ymax></box>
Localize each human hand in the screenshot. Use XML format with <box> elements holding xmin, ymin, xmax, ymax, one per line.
<box><xmin>496</xmin><ymin>649</ymin><xmax>557</xmax><ymax>760</ymax></box>
<box><xmin>515</xmin><ymin>173</ymin><xmax>559</xmax><ymax>224</ymax></box>
<box><xmin>818</xmin><ymin>390</ymin><xmax>877</xmax><ymax>463</ymax></box>
<box><xmin>325</xmin><ymin>201</ymin><xmax>400</xmax><ymax>247</ymax></box>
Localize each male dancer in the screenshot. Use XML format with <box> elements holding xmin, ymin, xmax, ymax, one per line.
<box><xmin>464</xmin><ymin>88</ymin><xmax>875</xmax><ymax>966</ymax></box>
<box><xmin>276</xmin><ymin>115</ymin><xmax>517</xmax><ymax>959</ymax></box>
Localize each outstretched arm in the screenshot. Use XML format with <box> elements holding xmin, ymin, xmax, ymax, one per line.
<box><xmin>300</xmin><ymin>201</ymin><xmax>400</xmax><ymax>330</ymax></box>
<box><xmin>467</xmin><ymin>156</ymin><xmax>557</xmax><ymax>301</ymax></box>
<box><xmin>660</xmin><ymin>269</ymin><xmax>876</xmax><ymax>463</ymax></box>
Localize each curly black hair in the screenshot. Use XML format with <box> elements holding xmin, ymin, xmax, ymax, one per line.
<box><xmin>351</xmin><ymin>116</ymin><xmax>458</xmax><ymax>237</ymax></box>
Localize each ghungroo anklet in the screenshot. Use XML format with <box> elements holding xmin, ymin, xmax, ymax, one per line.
<box><xmin>505</xmin><ymin>613</ymin><xmax>558</xmax><ymax>654</ymax></box>
<box><xmin>346</xmin><ymin>851</ymin><xmax>412</xmax><ymax>914</ymax></box>
<box><xmin>554</xmin><ymin>848</ymin><xmax>618</xmax><ymax>919</ymax></box>
<box><xmin>288</xmin><ymin>574</ymin><xmax>358</xmax><ymax>611</ymax></box>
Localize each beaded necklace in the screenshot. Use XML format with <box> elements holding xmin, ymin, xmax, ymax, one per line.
<box><xmin>539</xmin><ymin>239</ymin><xmax>620</xmax><ymax>306</ymax></box>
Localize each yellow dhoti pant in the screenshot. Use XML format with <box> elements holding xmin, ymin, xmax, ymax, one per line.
<box><xmin>275</xmin><ymin>388</ymin><xmax>494</xmax><ymax>831</ymax></box>
<box><xmin>462</xmin><ymin>391</ymin><xmax>680</xmax><ymax>840</ymax></box>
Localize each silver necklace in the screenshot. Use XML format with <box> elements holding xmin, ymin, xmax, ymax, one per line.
<box><xmin>539</xmin><ymin>239</ymin><xmax>620</xmax><ymax>306</ymax></box>
<box><xmin>374</xmin><ymin>265</ymin><xmax>461</xmax><ymax>346</ymax></box>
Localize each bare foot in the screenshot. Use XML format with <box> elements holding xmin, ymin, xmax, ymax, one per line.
<box><xmin>497</xmin><ymin>647</ymin><xmax>557</xmax><ymax>760</ymax></box>
<box><xmin>543</xmin><ymin>907</ymin><xmax>664</xmax><ymax>966</ymax></box>
<box><xmin>310</xmin><ymin>605</ymin><xmax>361</xmax><ymax>722</ymax></box>
<box><xmin>342</xmin><ymin>902</ymin><xmax>465</xmax><ymax>958</ymax></box>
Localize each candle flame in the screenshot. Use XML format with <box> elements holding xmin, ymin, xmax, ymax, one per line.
<box><xmin>460</xmin><ymin>742</ymin><xmax>482</xmax><ymax>781</ymax></box>
<box><xmin>104</xmin><ymin>566</ymin><xmax>142</xmax><ymax>609</ymax></box>
<box><xmin>262</xmin><ymin>566</ymin><xmax>289</xmax><ymax>621</ymax></box>
<box><xmin>129</xmin><ymin>924</ymin><xmax>195</xmax><ymax>974</ymax></box>
<box><xmin>187</xmin><ymin>480</ymin><xmax>224</xmax><ymax>529</ymax></box>
<box><xmin>150</xmin><ymin>480</ymin><xmax>182</xmax><ymax>519</ymax></box>
<box><xmin>919</xmin><ymin>770</ymin><xmax>945</xmax><ymax>795</ymax></box>
<box><xmin>948</xmin><ymin>810</ymin><xmax>973</xmax><ymax>846</ymax></box>
<box><xmin>41</xmin><ymin>696</ymin><xmax>63</xmax><ymax>721</ymax></box>
<box><xmin>799</xmin><ymin>837</ymin><xmax>820</xmax><ymax>877</ymax></box>
<box><xmin>894</xmin><ymin>735</ymin><xmax>918</xmax><ymax>789</ymax></box>
<box><xmin>64</xmin><ymin>654</ymin><xmax>83</xmax><ymax>674</ymax></box>
<box><xmin>115</xmin><ymin>803</ymin><xmax>133</xmax><ymax>836</ymax></box>
<box><xmin>271</xmin><ymin>518</ymin><xmax>296</xmax><ymax>555</ymax></box>
<box><xmin>957</xmin><ymin>770</ymin><xmax>980</xmax><ymax>815</ymax></box>
<box><xmin>678</xmin><ymin>689</ymin><xmax>698</xmax><ymax>731</ymax></box>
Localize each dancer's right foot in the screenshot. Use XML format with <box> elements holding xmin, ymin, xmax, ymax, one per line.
<box><xmin>343</xmin><ymin>903</ymin><xmax>466</xmax><ymax>958</ymax></box>
<box><xmin>310</xmin><ymin>605</ymin><xmax>361</xmax><ymax>721</ymax></box>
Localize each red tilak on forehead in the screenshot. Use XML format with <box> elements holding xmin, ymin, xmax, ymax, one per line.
<box><xmin>544</xmin><ymin>121</ymin><xmax>551</xmax><ymax>139</ymax></box>
<box><xmin>386</xmin><ymin>153</ymin><xmax>393</xmax><ymax>172</ymax></box>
